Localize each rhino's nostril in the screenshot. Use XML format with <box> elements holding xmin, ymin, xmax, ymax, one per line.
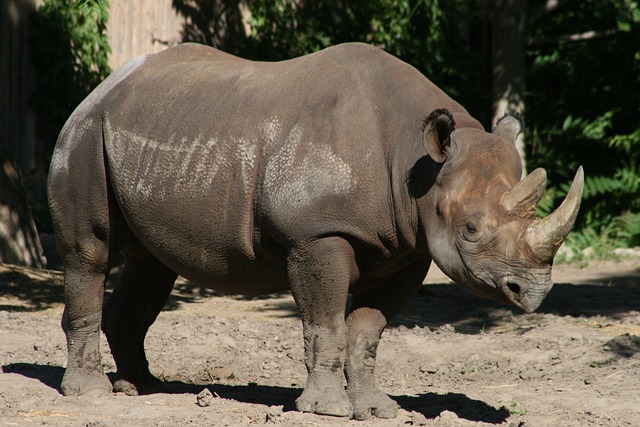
<box><xmin>506</xmin><ymin>282</ymin><xmax>521</xmax><ymax>295</ymax></box>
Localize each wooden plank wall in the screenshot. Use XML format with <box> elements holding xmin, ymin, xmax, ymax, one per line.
<box><xmin>107</xmin><ymin>0</ymin><xmax>183</xmax><ymax>70</ymax></box>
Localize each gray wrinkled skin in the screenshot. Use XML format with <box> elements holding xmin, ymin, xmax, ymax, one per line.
<box><xmin>48</xmin><ymin>43</ymin><xmax>582</xmax><ymax>420</ymax></box>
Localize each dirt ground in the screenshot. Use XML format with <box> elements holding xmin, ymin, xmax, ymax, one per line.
<box><xmin>1</xmin><ymin>256</ymin><xmax>639</xmax><ymax>427</ymax></box>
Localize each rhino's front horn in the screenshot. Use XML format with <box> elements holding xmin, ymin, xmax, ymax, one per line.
<box><xmin>525</xmin><ymin>167</ymin><xmax>584</xmax><ymax>261</ymax></box>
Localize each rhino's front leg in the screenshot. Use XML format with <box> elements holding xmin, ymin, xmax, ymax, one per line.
<box><xmin>345</xmin><ymin>307</ymin><xmax>396</xmax><ymax>420</ymax></box>
<box><xmin>288</xmin><ymin>237</ymin><xmax>357</xmax><ymax>418</ymax></box>
<box><xmin>345</xmin><ymin>260</ymin><xmax>429</xmax><ymax>420</ymax></box>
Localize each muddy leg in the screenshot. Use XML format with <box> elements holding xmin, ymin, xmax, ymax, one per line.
<box><xmin>345</xmin><ymin>259</ymin><xmax>430</xmax><ymax>420</ymax></box>
<box><xmin>288</xmin><ymin>237</ymin><xmax>357</xmax><ymax>417</ymax></box>
<box><xmin>49</xmin><ymin>112</ymin><xmax>128</xmax><ymax>396</ymax></box>
<box><xmin>53</xmin><ymin>171</ymin><xmax>125</xmax><ymax>396</ymax></box>
<box><xmin>102</xmin><ymin>238</ymin><xmax>177</xmax><ymax>395</ymax></box>
<box><xmin>61</xmin><ymin>266</ymin><xmax>113</xmax><ymax>396</ymax></box>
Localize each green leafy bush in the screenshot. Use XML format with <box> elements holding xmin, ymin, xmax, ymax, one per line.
<box><xmin>31</xmin><ymin>0</ymin><xmax>111</xmax><ymax>151</ymax></box>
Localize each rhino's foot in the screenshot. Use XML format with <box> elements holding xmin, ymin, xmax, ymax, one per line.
<box><xmin>296</xmin><ymin>374</ymin><xmax>353</xmax><ymax>417</ymax></box>
<box><xmin>61</xmin><ymin>370</ymin><xmax>112</xmax><ymax>397</ymax></box>
<box><xmin>296</xmin><ymin>393</ymin><xmax>353</xmax><ymax>418</ymax></box>
<box><xmin>113</xmin><ymin>372</ymin><xmax>164</xmax><ymax>396</ymax></box>
<box><xmin>347</xmin><ymin>388</ymin><xmax>399</xmax><ymax>420</ymax></box>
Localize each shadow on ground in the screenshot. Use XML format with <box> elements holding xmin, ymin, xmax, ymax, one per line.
<box><xmin>394</xmin><ymin>392</ymin><xmax>510</xmax><ymax>423</ymax></box>
<box><xmin>390</xmin><ymin>276</ymin><xmax>640</xmax><ymax>335</ymax></box>
<box><xmin>0</xmin><ymin>265</ymin><xmax>64</xmax><ymax>311</ymax></box>
<box><xmin>2</xmin><ymin>362</ymin><xmax>64</xmax><ymax>392</ymax></box>
<box><xmin>2</xmin><ymin>362</ymin><xmax>509</xmax><ymax>424</ymax></box>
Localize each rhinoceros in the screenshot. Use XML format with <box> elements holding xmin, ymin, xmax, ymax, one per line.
<box><xmin>48</xmin><ymin>42</ymin><xmax>583</xmax><ymax>420</ymax></box>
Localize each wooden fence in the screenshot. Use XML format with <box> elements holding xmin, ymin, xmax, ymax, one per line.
<box><xmin>108</xmin><ymin>0</ymin><xmax>183</xmax><ymax>70</ymax></box>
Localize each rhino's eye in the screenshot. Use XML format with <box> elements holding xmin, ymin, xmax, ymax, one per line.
<box><xmin>465</xmin><ymin>223</ymin><xmax>477</xmax><ymax>234</ymax></box>
<box><xmin>462</xmin><ymin>221</ymin><xmax>482</xmax><ymax>242</ymax></box>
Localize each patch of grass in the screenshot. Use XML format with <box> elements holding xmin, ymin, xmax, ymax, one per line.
<box><xmin>555</xmin><ymin>212</ymin><xmax>640</xmax><ymax>265</ymax></box>
<box><xmin>509</xmin><ymin>402</ymin><xmax>526</xmax><ymax>416</ymax></box>
<box><xmin>471</xmin><ymin>363</ymin><xmax>486</xmax><ymax>373</ymax></box>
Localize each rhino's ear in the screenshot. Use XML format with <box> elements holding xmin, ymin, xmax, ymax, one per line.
<box><xmin>422</xmin><ymin>109</ymin><xmax>455</xmax><ymax>163</ymax></box>
<box><xmin>493</xmin><ymin>111</ymin><xmax>524</xmax><ymax>144</ymax></box>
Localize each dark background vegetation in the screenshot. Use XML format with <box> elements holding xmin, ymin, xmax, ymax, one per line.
<box><xmin>4</xmin><ymin>0</ymin><xmax>640</xmax><ymax>264</ymax></box>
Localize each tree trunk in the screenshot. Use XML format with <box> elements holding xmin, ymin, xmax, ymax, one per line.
<box><xmin>491</xmin><ymin>0</ymin><xmax>527</xmax><ymax>175</ymax></box>
<box><xmin>0</xmin><ymin>142</ymin><xmax>45</xmax><ymax>268</ymax></box>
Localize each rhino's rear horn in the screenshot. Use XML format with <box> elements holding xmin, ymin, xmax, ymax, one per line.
<box><xmin>500</xmin><ymin>168</ymin><xmax>547</xmax><ymax>216</ymax></box>
<box><xmin>525</xmin><ymin>167</ymin><xmax>584</xmax><ymax>261</ymax></box>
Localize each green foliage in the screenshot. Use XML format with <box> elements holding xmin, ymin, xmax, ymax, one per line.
<box><xmin>31</xmin><ymin>0</ymin><xmax>111</xmax><ymax>150</ymax></box>
<box><xmin>527</xmin><ymin>0</ymin><xmax>640</xmax><ymax>256</ymax></box>
<box><xmin>558</xmin><ymin>211</ymin><xmax>640</xmax><ymax>262</ymax></box>
<box><xmin>509</xmin><ymin>402</ymin><xmax>526</xmax><ymax>416</ymax></box>
<box><xmin>242</xmin><ymin>0</ymin><xmax>492</xmax><ymax>123</ymax></box>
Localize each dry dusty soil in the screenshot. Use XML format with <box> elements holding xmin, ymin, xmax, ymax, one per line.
<box><xmin>1</xmin><ymin>257</ymin><xmax>639</xmax><ymax>427</ymax></box>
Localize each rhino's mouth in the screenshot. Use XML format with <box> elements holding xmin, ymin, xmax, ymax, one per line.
<box><xmin>498</xmin><ymin>275</ymin><xmax>552</xmax><ymax>313</ymax></box>
<box><xmin>454</xmin><ymin>252</ymin><xmax>553</xmax><ymax>312</ymax></box>
<box><xmin>456</xmin><ymin>271</ymin><xmax>513</xmax><ymax>305</ymax></box>
<box><xmin>457</xmin><ymin>263</ymin><xmax>552</xmax><ymax>313</ymax></box>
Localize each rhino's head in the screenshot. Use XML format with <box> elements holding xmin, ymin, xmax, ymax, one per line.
<box><xmin>418</xmin><ymin>109</ymin><xmax>583</xmax><ymax>313</ymax></box>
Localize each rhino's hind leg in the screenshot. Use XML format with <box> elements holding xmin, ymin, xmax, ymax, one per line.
<box><xmin>288</xmin><ymin>237</ymin><xmax>357</xmax><ymax>418</ymax></box>
<box><xmin>102</xmin><ymin>238</ymin><xmax>177</xmax><ymax>396</ymax></box>
<box><xmin>50</xmin><ymin>123</ymin><xmax>128</xmax><ymax>397</ymax></box>
<box><xmin>57</xmin><ymin>223</ymin><xmax>124</xmax><ymax>396</ymax></box>
<box><xmin>345</xmin><ymin>260</ymin><xmax>429</xmax><ymax>420</ymax></box>
<box><xmin>60</xmin><ymin>270</ymin><xmax>113</xmax><ymax>396</ymax></box>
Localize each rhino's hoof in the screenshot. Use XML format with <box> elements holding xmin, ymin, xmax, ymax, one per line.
<box><xmin>349</xmin><ymin>390</ymin><xmax>399</xmax><ymax>420</ymax></box>
<box><xmin>113</xmin><ymin>374</ymin><xmax>164</xmax><ymax>396</ymax></box>
<box><xmin>352</xmin><ymin>404</ymin><xmax>398</xmax><ymax>421</ymax></box>
<box><xmin>61</xmin><ymin>371</ymin><xmax>112</xmax><ymax>397</ymax></box>
<box><xmin>315</xmin><ymin>401</ymin><xmax>353</xmax><ymax>418</ymax></box>
<box><xmin>352</xmin><ymin>407</ymin><xmax>372</xmax><ymax>421</ymax></box>
<box><xmin>296</xmin><ymin>398</ymin><xmax>315</xmax><ymax>413</ymax></box>
<box><xmin>372</xmin><ymin>403</ymin><xmax>399</xmax><ymax>419</ymax></box>
<box><xmin>296</xmin><ymin>397</ymin><xmax>353</xmax><ymax>418</ymax></box>
<box><xmin>113</xmin><ymin>379</ymin><xmax>141</xmax><ymax>396</ymax></box>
